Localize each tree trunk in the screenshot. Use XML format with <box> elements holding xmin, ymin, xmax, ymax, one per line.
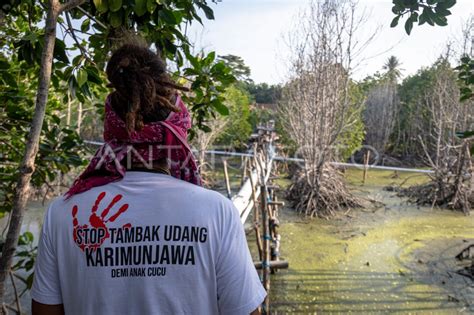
<box><xmin>0</xmin><ymin>2</ymin><xmax>60</xmax><ymax>304</ymax></box>
<box><xmin>0</xmin><ymin>0</ymin><xmax>86</xmax><ymax>305</ymax></box>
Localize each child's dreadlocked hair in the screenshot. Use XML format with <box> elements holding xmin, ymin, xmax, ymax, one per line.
<box><xmin>106</xmin><ymin>44</ymin><xmax>188</xmax><ymax>133</ymax></box>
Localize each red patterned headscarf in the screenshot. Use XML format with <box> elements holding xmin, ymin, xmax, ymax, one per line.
<box><xmin>65</xmin><ymin>94</ymin><xmax>201</xmax><ymax>198</ymax></box>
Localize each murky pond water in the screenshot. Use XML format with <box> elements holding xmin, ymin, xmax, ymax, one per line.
<box><xmin>5</xmin><ymin>169</ymin><xmax>474</xmax><ymax>314</ymax></box>
<box><xmin>0</xmin><ymin>200</ymin><xmax>50</xmax><ymax>314</ymax></box>
<box><xmin>264</xmin><ymin>170</ymin><xmax>474</xmax><ymax>314</ymax></box>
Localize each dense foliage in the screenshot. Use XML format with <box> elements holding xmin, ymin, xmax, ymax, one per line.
<box><xmin>245</xmin><ymin>82</ymin><xmax>282</xmax><ymax>104</ymax></box>
<box><xmin>360</xmin><ymin>58</ymin><xmax>474</xmax><ymax>163</ymax></box>
<box><xmin>215</xmin><ymin>85</ymin><xmax>252</xmax><ymax>148</ymax></box>
<box><xmin>337</xmin><ymin>82</ymin><xmax>366</xmax><ymax>161</ymax></box>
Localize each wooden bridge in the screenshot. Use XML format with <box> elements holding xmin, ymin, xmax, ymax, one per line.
<box><xmin>218</xmin><ymin>121</ymin><xmax>289</xmax><ymax>314</ymax></box>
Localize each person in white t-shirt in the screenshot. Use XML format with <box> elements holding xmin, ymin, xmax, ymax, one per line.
<box><xmin>31</xmin><ymin>43</ymin><xmax>266</xmax><ymax>315</ymax></box>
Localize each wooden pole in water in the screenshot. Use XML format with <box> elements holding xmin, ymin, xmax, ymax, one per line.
<box><xmin>223</xmin><ymin>159</ymin><xmax>232</xmax><ymax>199</ymax></box>
<box><xmin>249</xmin><ymin>174</ymin><xmax>263</xmax><ymax>260</ymax></box>
<box><xmin>241</xmin><ymin>156</ymin><xmax>248</xmax><ymax>186</ymax></box>
<box><xmin>270</xmin><ymin>195</ymin><xmax>281</xmax><ymax>274</ymax></box>
<box><xmin>363</xmin><ymin>151</ymin><xmax>370</xmax><ymax>185</ymax></box>
<box><xmin>260</xmin><ymin>183</ymin><xmax>270</xmax><ymax>314</ymax></box>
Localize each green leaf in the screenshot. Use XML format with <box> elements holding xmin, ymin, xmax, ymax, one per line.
<box><xmin>159</xmin><ymin>9</ymin><xmax>178</xmax><ymax>24</ymax></box>
<box><xmin>81</xmin><ymin>19</ymin><xmax>91</xmax><ymax>32</ymax></box>
<box><xmin>460</xmin><ymin>56</ymin><xmax>470</xmax><ymax>64</ymax></box>
<box><xmin>432</xmin><ymin>14</ymin><xmax>448</xmax><ymax>26</ymax></box>
<box><xmin>85</xmin><ymin>66</ymin><xmax>102</xmax><ymax>84</ymax></box>
<box><xmin>418</xmin><ymin>12</ymin><xmax>427</xmax><ymax>25</ymax></box>
<box><xmin>76</xmin><ymin>69</ymin><xmax>88</xmax><ymax>87</ymax></box>
<box><xmin>442</xmin><ymin>0</ymin><xmax>456</xmax><ymax>9</ymax></box>
<box><xmin>186</xmin><ymin>53</ymin><xmax>200</xmax><ymax>70</ymax></box>
<box><xmin>390</xmin><ymin>15</ymin><xmax>400</xmax><ymax>28</ymax></box>
<box><xmin>422</xmin><ymin>7</ymin><xmax>436</xmax><ymax>26</ymax></box>
<box><xmin>210</xmin><ymin>62</ymin><xmax>226</xmax><ymax>75</ymax></box>
<box><xmin>51</xmin><ymin>114</ymin><xmax>61</xmax><ymax>125</ymax></box>
<box><xmin>163</xmin><ymin>38</ymin><xmax>177</xmax><ymax>54</ymax></box>
<box><xmin>79</xmin><ymin>81</ymin><xmax>92</xmax><ymax>99</ymax></box>
<box><xmin>204</xmin><ymin>51</ymin><xmax>216</xmax><ymax>66</ymax></box>
<box><xmin>212</xmin><ymin>100</ymin><xmax>229</xmax><ymax>115</ymax></box>
<box><xmin>435</xmin><ymin>7</ymin><xmax>451</xmax><ymax>17</ymax></box>
<box><xmin>24</xmin><ymin>231</ymin><xmax>33</xmax><ymax>243</ymax></box>
<box><xmin>146</xmin><ymin>0</ymin><xmax>156</xmax><ymax>13</ymax></box>
<box><xmin>456</xmin><ymin>130</ymin><xmax>474</xmax><ymax>139</ymax></box>
<box><xmin>93</xmin><ymin>0</ymin><xmax>108</xmax><ymax>13</ymax></box>
<box><xmin>404</xmin><ymin>19</ymin><xmax>414</xmax><ymax>35</ymax></box>
<box><xmin>54</xmin><ymin>39</ymin><xmax>69</xmax><ymax>64</ymax></box>
<box><xmin>199</xmin><ymin>3</ymin><xmax>214</xmax><ymax>20</ymax></box>
<box><xmin>200</xmin><ymin>124</ymin><xmax>212</xmax><ymax>133</ymax></box>
<box><xmin>134</xmin><ymin>0</ymin><xmax>147</xmax><ymax>16</ymax></box>
<box><xmin>193</xmin><ymin>12</ymin><xmax>203</xmax><ymax>25</ymax></box>
<box><xmin>108</xmin><ymin>0</ymin><xmax>122</xmax><ymax>12</ymax></box>
<box><xmin>1</xmin><ymin>72</ymin><xmax>18</xmax><ymax>88</ymax></box>
<box><xmin>109</xmin><ymin>10</ymin><xmax>123</xmax><ymax>27</ymax></box>
<box><xmin>26</xmin><ymin>273</ymin><xmax>34</xmax><ymax>289</ymax></box>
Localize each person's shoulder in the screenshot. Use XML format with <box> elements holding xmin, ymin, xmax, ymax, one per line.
<box><xmin>162</xmin><ymin>177</ymin><xmax>237</xmax><ymax>214</ymax></box>
<box><xmin>46</xmin><ymin>188</ymin><xmax>99</xmax><ymax>217</ymax></box>
<box><xmin>46</xmin><ymin>195</ymin><xmax>68</xmax><ymax>213</ymax></box>
<box><xmin>180</xmin><ymin>180</ymin><xmax>233</xmax><ymax>207</ymax></box>
<box><xmin>43</xmin><ymin>194</ymin><xmax>79</xmax><ymax>222</ymax></box>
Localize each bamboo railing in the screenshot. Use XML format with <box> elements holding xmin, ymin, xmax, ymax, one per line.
<box><xmin>226</xmin><ymin>121</ymin><xmax>289</xmax><ymax>314</ymax></box>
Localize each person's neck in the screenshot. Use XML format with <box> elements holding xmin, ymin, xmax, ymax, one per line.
<box><xmin>127</xmin><ymin>161</ymin><xmax>170</xmax><ymax>175</ymax></box>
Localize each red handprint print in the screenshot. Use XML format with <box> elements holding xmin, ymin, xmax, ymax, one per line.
<box><xmin>72</xmin><ymin>192</ymin><xmax>131</xmax><ymax>251</ymax></box>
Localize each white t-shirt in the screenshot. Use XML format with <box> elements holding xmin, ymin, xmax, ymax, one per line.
<box><xmin>31</xmin><ymin>171</ymin><xmax>266</xmax><ymax>315</ymax></box>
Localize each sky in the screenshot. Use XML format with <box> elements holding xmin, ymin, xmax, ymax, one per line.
<box><xmin>188</xmin><ymin>0</ymin><xmax>474</xmax><ymax>84</ymax></box>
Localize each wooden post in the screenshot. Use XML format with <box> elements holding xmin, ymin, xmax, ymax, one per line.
<box><xmin>271</xmin><ymin>195</ymin><xmax>281</xmax><ymax>270</ymax></box>
<box><xmin>260</xmin><ymin>184</ymin><xmax>270</xmax><ymax>314</ymax></box>
<box><xmin>362</xmin><ymin>151</ymin><xmax>370</xmax><ymax>185</ymax></box>
<box><xmin>249</xmin><ymin>174</ymin><xmax>263</xmax><ymax>260</ymax></box>
<box><xmin>241</xmin><ymin>156</ymin><xmax>248</xmax><ymax>186</ymax></box>
<box><xmin>223</xmin><ymin>159</ymin><xmax>232</xmax><ymax>199</ymax></box>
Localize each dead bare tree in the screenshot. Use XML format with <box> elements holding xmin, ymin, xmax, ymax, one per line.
<box><xmin>280</xmin><ymin>0</ymin><xmax>367</xmax><ymax>217</ymax></box>
<box><xmin>402</xmin><ymin>61</ymin><xmax>474</xmax><ymax>214</ymax></box>
<box><xmin>191</xmin><ymin>115</ymin><xmax>229</xmax><ymax>185</ymax></box>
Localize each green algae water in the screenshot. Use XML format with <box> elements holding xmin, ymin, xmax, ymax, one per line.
<box><xmin>262</xmin><ymin>169</ymin><xmax>474</xmax><ymax>314</ymax></box>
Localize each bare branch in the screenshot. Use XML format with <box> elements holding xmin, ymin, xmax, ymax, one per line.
<box><xmin>64</xmin><ymin>11</ymin><xmax>94</xmax><ymax>64</ymax></box>
<box><xmin>75</xmin><ymin>5</ymin><xmax>108</xmax><ymax>30</ymax></box>
<box><xmin>59</xmin><ymin>0</ymin><xmax>87</xmax><ymax>14</ymax></box>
